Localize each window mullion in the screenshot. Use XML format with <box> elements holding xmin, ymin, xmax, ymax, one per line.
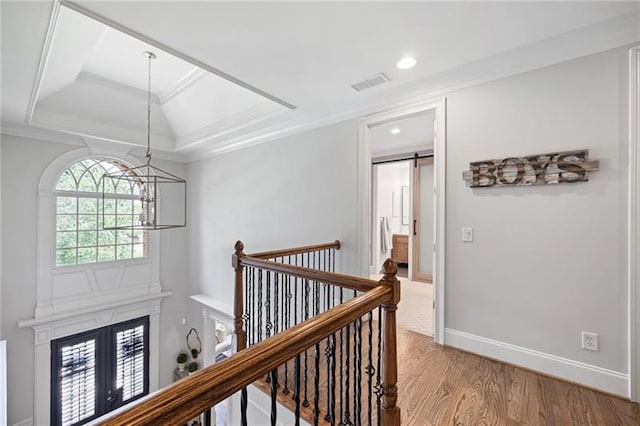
<box><xmin>55</xmin><ymin>159</ymin><xmax>146</xmax><ymax>267</ymax></box>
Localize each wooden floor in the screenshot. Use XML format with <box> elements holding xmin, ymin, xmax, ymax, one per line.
<box><xmin>256</xmin><ymin>326</ymin><xmax>640</xmax><ymax>425</ymax></box>
<box><xmin>395</xmin><ymin>328</ymin><xmax>639</xmax><ymax>425</ymax></box>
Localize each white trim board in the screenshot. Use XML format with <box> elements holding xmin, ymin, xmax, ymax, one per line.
<box><xmin>445</xmin><ymin>329</ymin><xmax>629</xmax><ymax>397</ymax></box>
<box><xmin>629</xmin><ymin>45</ymin><xmax>640</xmax><ymax>402</ymax></box>
<box><xmin>0</xmin><ymin>341</ymin><xmax>6</xmax><ymax>426</ymax></box>
<box><xmin>358</xmin><ymin>97</ymin><xmax>446</xmax><ymax>345</ymax></box>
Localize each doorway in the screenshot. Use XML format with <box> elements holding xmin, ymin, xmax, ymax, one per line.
<box><xmin>366</xmin><ymin>111</ymin><xmax>437</xmax><ymax>338</ymax></box>
<box><xmin>357</xmin><ymin>97</ymin><xmax>446</xmax><ymax>344</ymax></box>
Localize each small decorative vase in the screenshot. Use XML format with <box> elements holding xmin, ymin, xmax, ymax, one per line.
<box><xmin>177</xmin><ymin>362</ymin><xmax>186</xmax><ymax>372</ymax></box>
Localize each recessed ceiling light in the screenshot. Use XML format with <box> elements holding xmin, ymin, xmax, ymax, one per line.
<box><xmin>390</xmin><ymin>128</ymin><xmax>401</xmax><ymax>135</ymax></box>
<box><xmin>396</xmin><ymin>56</ymin><xmax>417</xmax><ymax>70</ymax></box>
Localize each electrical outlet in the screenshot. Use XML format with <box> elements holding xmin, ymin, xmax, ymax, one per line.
<box><xmin>581</xmin><ymin>331</ymin><xmax>599</xmax><ymax>351</ymax></box>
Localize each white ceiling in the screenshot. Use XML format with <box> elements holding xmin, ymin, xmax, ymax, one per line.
<box><xmin>1</xmin><ymin>1</ymin><xmax>639</xmax><ymax>161</ymax></box>
<box><xmin>370</xmin><ymin>112</ymin><xmax>435</xmax><ymax>159</ymax></box>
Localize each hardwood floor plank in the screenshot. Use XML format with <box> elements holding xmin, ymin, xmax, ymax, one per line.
<box><xmin>250</xmin><ymin>325</ymin><xmax>640</xmax><ymax>425</ymax></box>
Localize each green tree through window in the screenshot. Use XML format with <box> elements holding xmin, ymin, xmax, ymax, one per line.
<box><xmin>55</xmin><ymin>159</ymin><xmax>147</xmax><ymax>266</ymax></box>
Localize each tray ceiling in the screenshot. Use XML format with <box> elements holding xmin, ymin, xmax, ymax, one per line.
<box><xmin>30</xmin><ymin>5</ymin><xmax>292</xmax><ymax>153</ymax></box>
<box><xmin>1</xmin><ymin>1</ymin><xmax>638</xmax><ymax>161</ymax></box>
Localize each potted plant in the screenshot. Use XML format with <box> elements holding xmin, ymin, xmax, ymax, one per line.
<box><xmin>176</xmin><ymin>353</ymin><xmax>188</xmax><ymax>372</ymax></box>
<box><xmin>187</xmin><ymin>361</ymin><xmax>198</xmax><ymax>376</ymax></box>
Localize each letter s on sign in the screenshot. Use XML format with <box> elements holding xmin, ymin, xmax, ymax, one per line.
<box><xmin>558</xmin><ymin>152</ymin><xmax>586</xmax><ymax>182</ymax></box>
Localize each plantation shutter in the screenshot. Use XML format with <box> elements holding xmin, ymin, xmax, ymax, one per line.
<box><xmin>51</xmin><ymin>316</ymin><xmax>149</xmax><ymax>425</ymax></box>
<box><xmin>114</xmin><ymin>321</ymin><xmax>148</xmax><ymax>404</ymax></box>
<box><xmin>53</xmin><ymin>332</ymin><xmax>100</xmax><ymax>426</ymax></box>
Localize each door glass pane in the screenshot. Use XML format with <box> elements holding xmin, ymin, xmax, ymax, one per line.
<box><xmin>59</xmin><ymin>339</ymin><xmax>97</xmax><ymax>426</ymax></box>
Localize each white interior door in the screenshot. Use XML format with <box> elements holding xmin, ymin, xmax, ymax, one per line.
<box><xmin>412</xmin><ymin>157</ymin><xmax>434</xmax><ymax>283</ymax></box>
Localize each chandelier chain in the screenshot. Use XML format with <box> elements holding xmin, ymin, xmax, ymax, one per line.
<box><xmin>146</xmin><ymin>52</ymin><xmax>152</xmax><ymax>165</ymax></box>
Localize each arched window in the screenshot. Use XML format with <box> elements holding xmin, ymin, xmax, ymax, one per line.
<box><xmin>55</xmin><ymin>158</ymin><xmax>147</xmax><ymax>266</ymax></box>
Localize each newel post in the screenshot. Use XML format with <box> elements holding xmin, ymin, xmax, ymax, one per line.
<box><xmin>232</xmin><ymin>241</ymin><xmax>246</xmax><ymax>353</ymax></box>
<box><xmin>379</xmin><ymin>258</ymin><xmax>401</xmax><ymax>426</ymax></box>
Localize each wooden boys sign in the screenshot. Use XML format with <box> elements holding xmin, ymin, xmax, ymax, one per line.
<box><xmin>462</xmin><ymin>149</ymin><xmax>599</xmax><ymax>188</ymax></box>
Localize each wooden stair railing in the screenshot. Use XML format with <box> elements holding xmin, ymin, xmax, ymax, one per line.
<box><xmin>98</xmin><ymin>240</ymin><xmax>400</xmax><ymax>426</ymax></box>
<box><xmin>233</xmin><ymin>240</ymin><xmax>401</xmax><ymax>426</ymax></box>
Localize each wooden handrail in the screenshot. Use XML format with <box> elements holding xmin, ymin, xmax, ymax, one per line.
<box><xmin>248</xmin><ymin>240</ymin><xmax>340</xmax><ymax>259</ymax></box>
<box><xmin>239</xmin><ymin>256</ymin><xmax>378</xmax><ymax>293</ymax></box>
<box><xmin>98</xmin><ymin>285</ymin><xmax>392</xmax><ymax>426</ymax></box>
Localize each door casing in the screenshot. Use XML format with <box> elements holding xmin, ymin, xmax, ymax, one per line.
<box><xmin>357</xmin><ymin>97</ymin><xmax>447</xmax><ymax>344</ymax></box>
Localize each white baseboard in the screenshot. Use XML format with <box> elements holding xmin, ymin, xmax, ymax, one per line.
<box><xmin>444</xmin><ymin>328</ymin><xmax>629</xmax><ymax>397</ymax></box>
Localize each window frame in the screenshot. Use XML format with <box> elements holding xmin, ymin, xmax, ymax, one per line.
<box><xmin>53</xmin><ymin>158</ymin><xmax>149</xmax><ymax>267</ymax></box>
<box><xmin>50</xmin><ymin>316</ymin><xmax>150</xmax><ymax>426</ymax></box>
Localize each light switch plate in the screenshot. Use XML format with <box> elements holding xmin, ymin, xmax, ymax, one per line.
<box><xmin>462</xmin><ymin>227</ymin><xmax>473</xmax><ymax>242</ymax></box>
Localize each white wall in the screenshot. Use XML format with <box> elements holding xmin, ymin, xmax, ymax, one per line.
<box><xmin>0</xmin><ymin>134</ymin><xmax>188</xmax><ymax>425</ymax></box>
<box><xmin>152</xmin><ymin>156</ymin><xmax>190</xmax><ymax>388</ymax></box>
<box><xmin>373</xmin><ymin>161</ymin><xmax>410</xmax><ymax>271</ymax></box>
<box><xmin>444</xmin><ymin>47</ymin><xmax>630</xmax><ymax>380</ymax></box>
<box><xmin>187</xmin><ymin>120</ymin><xmax>359</xmax><ymax>310</ymax></box>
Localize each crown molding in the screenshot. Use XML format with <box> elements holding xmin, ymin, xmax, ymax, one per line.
<box><xmin>157</xmin><ymin>67</ymin><xmax>206</xmax><ymax>105</ymax></box>
<box><xmin>175</xmin><ymin>103</ymin><xmax>289</xmax><ymax>151</ymax></box>
<box><xmin>25</xmin><ymin>0</ymin><xmax>62</xmax><ymax>124</ymax></box>
<box><xmin>187</xmin><ymin>11</ymin><xmax>640</xmax><ymax>161</ymax></box>
<box><xmin>75</xmin><ymin>71</ymin><xmax>161</xmax><ymax>102</ymax></box>
<box><xmin>0</xmin><ymin>121</ymin><xmax>190</xmax><ymax>163</ymax></box>
<box><xmin>1</xmin><ymin>121</ymin><xmax>85</xmax><ymax>146</ymax></box>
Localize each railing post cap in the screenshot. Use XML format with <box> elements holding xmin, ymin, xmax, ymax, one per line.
<box><xmin>381</xmin><ymin>258</ymin><xmax>400</xmax><ymax>305</ymax></box>
<box><xmin>234</xmin><ymin>240</ymin><xmax>245</xmax><ymax>254</ymax></box>
<box><xmin>382</xmin><ymin>258</ymin><xmax>398</xmax><ymax>276</ymax></box>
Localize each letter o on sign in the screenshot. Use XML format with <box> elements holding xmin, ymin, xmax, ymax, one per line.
<box><xmin>497</xmin><ymin>158</ymin><xmax>525</xmax><ymax>185</ymax></box>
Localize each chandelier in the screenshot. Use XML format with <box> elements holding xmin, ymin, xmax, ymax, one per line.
<box><xmin>100</xmin><ymin>51</ymin><xmax>187</xmax><ymax>230</ymax></box>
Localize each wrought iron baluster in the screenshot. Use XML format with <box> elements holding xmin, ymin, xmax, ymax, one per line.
<box><xmin>303</xmin><ymin>278</ymin><xmax>310</xmax><ymax>407</ymax></box>
<box><xmin>258</xmin><ymin>270</ymin><xmax>263</xmax><ymax>343</ymax></box>
<box><xmin>204</xmin><ymin>407</ymin><xmax>211</xmax><ymax>426</ymax></box>
<box><xmin>339</xmin><ymin>287</ymin><xmax>344</xmax><ymax>422</ymax></box>
<box><xmin>366</xmin><ymin>311</ymin><xmax>374</xmax><ymax>426</ymax></box>
<box><xmin>294</xmin><ymin>353</ymin><xmax>302</xmax><ymax>426</ymax></box>
<box><xmin>249</xmin><ymin>267</ymin><xmax>254</xmax><ymax>347</ymax></box>
<box><xmin>376</xmin><ymin>306</ymin><xmax>382</xmax><ymax>426</ymax></box>
<box><xmin>266</xmin><ymin>271</ymin><xmax>272</xmax><ymax>339</ymax></box>
<box><xmin>342</xmin><ymin>320</ymin><xmax>352</xmax><ymax>426</ymax></box>
<box><xmin>283</xmin><ymin>256</ymin><xmax>292</xmax><ymax>394</ymax></box>
<box><xmin>314</xmin><ymin>341</ymin><xmax>320</xmax><ymax>426</ymax></box>
<box><xmin>332</xmin><ymin>247</ymin><xmax>336</xmax><ymax>272</ymax></box>
<box><xmin>241</xmin><ymin>386</ymin><xmax>248</xmax><ymax>426</ymax></box>
<box><xmin>244</xmin><ymin>267</ymin><xmax>249</xmax><ymax>347</ymax></box>
<box><xmin>274</xmin><ymin>271</ymin><xmax>279</xmax><ymax>336</ymax></box>
<box><xmin>265</xmin><ymin>271</ymin><xmax>272</xmax><ymax>383</ymax></box>
<box><xmin>273</xmin><ymin>271</ymin><xmax>280</xmax><ymax>387</ymax></box>
<box><xmin>355</xmin><ymin>317</ymin><xmax>362</xmax><ymax>426</ymax></box>
<box><xmin>330</xmin><ymin>333</ymin><xmax>337</xmax><ymax>425</ymax></box>
<box><xmin>271</xmin><ymin>368</ymin><xmax>279</xmax><ymax>426</ymax></box>
<box><xmin>324</xmin><ymin>254</ymin><xmax>331</xmax><ymax>420</ymax></box>
<box><xmin>313</xmin><ymin>273</ymin><xmax>321</xmax><ymax>425</ymax></box>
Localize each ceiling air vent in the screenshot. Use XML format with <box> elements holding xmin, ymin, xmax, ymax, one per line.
<box><xmin>351</xmin><ymin>73</ymin><xmax>390</xmax><ymax>92</ymax></box>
